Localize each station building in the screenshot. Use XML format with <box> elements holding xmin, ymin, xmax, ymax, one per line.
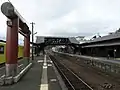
<box><xmin>80</xmin><ymin>31</ymin><xmax>120</xmax><ymax>58</ymax></box>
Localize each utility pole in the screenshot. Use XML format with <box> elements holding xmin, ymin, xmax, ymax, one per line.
<box><xmin>30</xmin><ymin>22</ymin><xmax>35</xmax><ymax>60</ymax></box>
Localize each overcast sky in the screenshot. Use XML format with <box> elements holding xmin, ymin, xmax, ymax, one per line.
<box><xmin>1</xmin><ymin>0</ymin><xmax>120</xmax><ymax>41</ymax></box>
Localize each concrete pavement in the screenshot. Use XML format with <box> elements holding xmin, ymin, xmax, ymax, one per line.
<box><xmin>0</xmin><ymin>55</ymin><xmax>66</xmax><ymax>90</ymax></box>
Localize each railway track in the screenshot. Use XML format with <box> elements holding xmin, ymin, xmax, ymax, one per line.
<box><xmin>49</xmin><ymin>55</ymin><xmax>93</xmax><ymax>90</ymax></box>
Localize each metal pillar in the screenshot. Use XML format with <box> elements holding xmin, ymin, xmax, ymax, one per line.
<box><xmin>24</xmin><ymin>34</ymin><xmax>30</xmax><ymax>64</ymax></box>
<box><xmin>6</xmin><ymin>18</ymin><xmax>19</xmax><ymax>77</ymax></box>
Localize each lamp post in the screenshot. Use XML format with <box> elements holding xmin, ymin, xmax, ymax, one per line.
<box><xmin>32</xmin><ymin>32</ymin><xmax>37</xmax><ymax>60</ymax></box>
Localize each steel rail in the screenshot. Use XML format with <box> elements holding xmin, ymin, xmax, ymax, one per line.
<box><xmin>49</xmin><ymin>55</ymin><xmax>94</xmax><ymax>90</ymax></box>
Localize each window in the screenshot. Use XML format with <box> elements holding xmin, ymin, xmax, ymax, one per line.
<box><xmin>0</xmin><ymin>45</ymin><xmax>4</xmax><ymax>54</ymax></box>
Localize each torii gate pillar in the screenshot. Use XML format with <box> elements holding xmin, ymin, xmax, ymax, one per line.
<box><xmin>6</xmin><ymin>18</ymin><xmax>19</xmax><ymax>77</ymax></box>
<box><xmin>24</xmin><ymin>34</ymin><xmax>30</xmax><ymax>65</ymax></box>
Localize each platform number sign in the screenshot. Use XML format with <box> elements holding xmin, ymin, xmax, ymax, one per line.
<box><xmin>0</xmin><ymin>45</ymin><xmax>4</xmax><ymax>54</ymax></box>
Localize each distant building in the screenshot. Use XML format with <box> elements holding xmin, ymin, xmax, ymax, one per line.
<box><xmin>76</xmin><ymin>36</ymin><xmax>90</xmax><ymax>44</ymax></box>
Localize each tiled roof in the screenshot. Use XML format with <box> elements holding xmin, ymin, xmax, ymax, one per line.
<box><xmin>86</xmin><ymin>32</ymin><xmax>120</xmax><ymax>43</ymax></box>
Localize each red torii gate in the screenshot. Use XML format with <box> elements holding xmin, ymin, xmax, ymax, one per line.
<box><xmin>1</xmin><ymin>2</ymin><xmax>31</xmax><ymax>77</ymax></box>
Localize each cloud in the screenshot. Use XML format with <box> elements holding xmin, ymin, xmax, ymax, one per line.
<box><xmin>35</xmin><ymin>0</ymin><xmax>120</xmax><ymax>37</ymax></box>
<box><xmin>1</xmin><ymin>0</ymin><xmax>120</xmax><ymax>40</ymax></box>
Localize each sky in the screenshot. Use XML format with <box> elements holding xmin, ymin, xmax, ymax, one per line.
<box><xmin>1</xmin><ymin>0</ymin><xmax>120</xmax><ymax>42</ymax></box>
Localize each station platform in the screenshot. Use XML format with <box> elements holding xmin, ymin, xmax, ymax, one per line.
<box><xmin>0</xmin><ymin>55</ymin><xmax>67</xmax><ymax>90</ymax></box>
<box><xmin>55</xmin><ymin>51</ymin><xmax>120</xmax><ymax>64</ymax></box>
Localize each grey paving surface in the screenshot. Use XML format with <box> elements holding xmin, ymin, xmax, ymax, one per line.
<box><xmin>47</xmin><ymin>60</ymin><xmax>62</xmax><ymax>90</ymax></box>
<box><xmin>0</xmin><ymin>56</ymin><xmax>43</xmax><ymax>90</ymax></box>
<box><xmin>0</xmin><ymin>67</ymin><xmax>5</xmax><ymax>77</ymax></box>
<box><xmin>0</xmin><ymin>55</ymin><xmax>63</xmax><ymax>90</ymax></box>
<box><xmin>0</xmin><ymin>59</ymin><xmax>26</xmax><ymax>77</ymax></box>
